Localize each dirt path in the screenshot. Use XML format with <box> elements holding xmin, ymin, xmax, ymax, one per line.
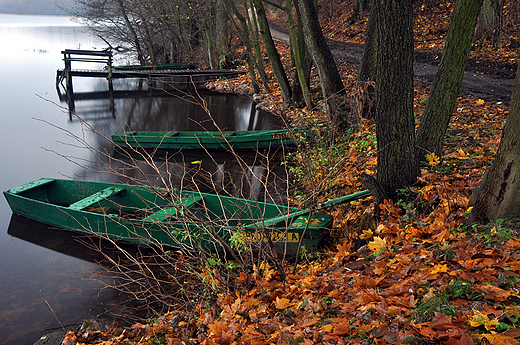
<box><xmin>270</xmin><ymin>26</ymin><xmax>516</xmax><ymax>104</ymax></box>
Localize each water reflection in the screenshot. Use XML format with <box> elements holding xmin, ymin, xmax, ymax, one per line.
<box><xmin>59</xmin><ymin>77</ymin><xmax>290</xmax><ymax>204</ymax></box>
<box><xmin>108</xmin><ymin>149</ymin><xmax>288</xmax><ymax>204</ymax></box>
<box><xmin>7</xmin><ymin>214</ymin><xmax>169</xmax><ymax>326</ymax></box>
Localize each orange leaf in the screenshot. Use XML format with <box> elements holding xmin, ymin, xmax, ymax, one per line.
<box><xmin>476</xmin><ymin>284</ymin><xmax>512</xmax><ymax>302</ymax></box>
<box><xmin>328</xmin><ymin>290</ymin><xmax>340</xmax><ymax>298</ymax></box>
<box><xmin>274</xmin><ymin>297</ymin><xmax>293</xmax><ymax>310</ymax></box>
<box><xmin>322</xmin><ymin>324</ymin><xmax>334</xmax><ymax>332</ymax></box>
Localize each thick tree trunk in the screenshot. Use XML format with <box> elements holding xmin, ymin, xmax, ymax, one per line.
<box><xmin>374</xmin><ymin>0</ymin><xmax>418</xmax><ymax>198</ymax></box>
<box><xmin>415</xmin><ymin>0</ymin><xmax>483</xmax><ymax>160</ymax></box>
<box><xmin>465</xmin><ymin>63</ymin><xmax>520</xmax><ymax>225</ymax></box>
<box><xmin>295</xmin><ymin>0</ymin><xmax>355</xmax><ymax>128</ymax></box>
<box><xmin>251</xmin><ymin>0</ymin><xmax>292</xmax><ymax>104</ymax></box>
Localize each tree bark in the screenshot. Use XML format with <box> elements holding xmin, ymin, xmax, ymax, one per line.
<box><xmin>465</xmin><ymin>63</ymin><xmax>520</xmax><ymax>225</ymax></box>
<box><xmin>475</xmin><ymin>0</ymin><xmax>504</xmax><ymax>44</ymax></box>
<box><xmin>374</xmin><ymin>0</ymin><xmax>418</xmax><ymax>199</ymax></box>
<box><xmin>247</xmin><ymin>0</ymin><xmax>271</xmax><ymax>91</ymax></box>
<box><xmin>415</xmin><ymin>0</ymin><xmax>483</xmax><ymax>160</ymax></box>
<box><xmin>287</xmin><ymin>0</ymin><xmax>313</xmax><ymax>109</ymax></box>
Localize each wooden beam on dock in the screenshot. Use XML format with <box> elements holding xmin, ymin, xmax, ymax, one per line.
<box><xmin>57</xmin><ymin>68</ymin><xmax>245</xmax><ymax>78</ymax></box>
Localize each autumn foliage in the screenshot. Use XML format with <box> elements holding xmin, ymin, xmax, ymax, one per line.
<box><xmin>62</xmin><ymin>0</ymin><xmax>520</xmax><ymax>344</ymax></box>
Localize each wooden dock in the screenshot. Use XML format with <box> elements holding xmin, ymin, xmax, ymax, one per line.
<box><xmin>56</xmin><ymin>49</ymin><xmax>247</xmax><ymax>119</ymax></box>
<box><xmin>56</xmin><ymin>49</ymin><xmax>246</xmax><ymax>90</ymax></box>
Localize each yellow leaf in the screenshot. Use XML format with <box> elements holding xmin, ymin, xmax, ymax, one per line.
<box><xmin>426</xmin><ymin>153</ymin><xmax>440</xmax><ymax>166</ymax></box>
<box><xmin>478</xmin><ymin>334</ymin><xmax>520</xmax><ymax>345</ymax></box>
<box><xmin>360</xmin><ymin>229</ymin><xmax>374</xmax><ymax>240</ymax></box>
<box><xmin>467</xmin><ymin>309</ymin><xmax>499</xmax><ymax>330</ymax></box>
<box><xmin>431</xmin><ymin>264</ymin><xmax>448</xmax><ymax>274</ymax></box>
<box><xmin>367</xmin><ymin>236</ymin><xmax>387</xmax><ymax>254</ymax></box>
<box><xmin>476</xmin><ymin>99</ymin><xmax>485</xmax><ymax>105</ymax></box>
<box><xmin>191</xmin><ymin>160</ymin><xmax>202</xmax><ymax>164</ymax></box>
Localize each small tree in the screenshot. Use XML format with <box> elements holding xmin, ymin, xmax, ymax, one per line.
<box><xmin>415</xmin><ymin>0</ymin><xmax>484</xmax><ymax>160</ymax></box>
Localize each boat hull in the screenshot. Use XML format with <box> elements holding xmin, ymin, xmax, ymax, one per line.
<box><xmin>111</xmin><ymin>127</ymin><xmax>312</xmax><ymax>151</ymax></box>
<box><xmin>3</xmin><ymin>179</ymin><xmax>332</xmax><ymax>256</ymax></box>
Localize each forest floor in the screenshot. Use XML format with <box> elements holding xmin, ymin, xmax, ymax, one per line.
<box><xmin>59</xmin><ymin>1</ymin><xmax>520</xmax><ymax>345</ymax></box>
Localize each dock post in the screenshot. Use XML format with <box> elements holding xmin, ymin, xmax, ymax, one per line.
<box><xmin>107</xmin><ymin>53</ymin><xmax>113</xmax><ymax>92</ymax></box>
<box><xmin>63</xmin><ymin>51</ymin><xmax>73</xmax><ymax>95</ymax></box>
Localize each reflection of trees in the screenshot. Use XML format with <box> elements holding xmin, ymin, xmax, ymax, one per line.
<box><xmin>104</xmin><ymin>153</ymin><xmax>287</xmax><ymax>204</ymax></box>
<box><xmin>64</xmin><ymin>80</ymin><xmax>279</xmax><ymax>134</ymax></box>
<box><xmin>60</xmin><ymin>84</ymin><xmax>288</xmax><ymax>203</ymax></box>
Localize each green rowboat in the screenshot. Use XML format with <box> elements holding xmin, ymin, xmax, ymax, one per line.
<box><xmin>111</xmin><ymin>126</ymin><xmax>313</xmax><ymax>151</ymax></box>
<box><xmin>3</xmin><ymin>178</ymin><xmax>334</xmax><ymax>256</ymax></box>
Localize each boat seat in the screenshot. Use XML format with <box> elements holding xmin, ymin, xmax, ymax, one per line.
<box><xmin>68</xmin><ymin>186</ymin><xmax>125</xmax><ymax>211</ymax></box>
<box><xmin>8</xmin><ymin>178</ymin><xmax>56</xmax><ymax>194</ymax></box>
<box><xmin>145</xmin><ymin>195</ymin><xmax>202</xmax><ymax>222</ymax></box>
<box><xmin>165</xmin><ymin>131</ymin><xmax>179</xmax><ymax>136</ymax></box>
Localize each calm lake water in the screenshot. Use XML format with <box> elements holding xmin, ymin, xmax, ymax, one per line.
<box><xmin>0</xmin><ymin>14</ymin><xmax>285</xmax><ymax>345</ymax></box>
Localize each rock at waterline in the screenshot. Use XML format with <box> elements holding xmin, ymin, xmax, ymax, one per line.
<box><xmin>33</xmin><ymin>330</ymin><xmax>63</xmax><ymax>345</ymax></box>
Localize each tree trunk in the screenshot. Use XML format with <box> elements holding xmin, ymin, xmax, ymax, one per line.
<box><xmin>222</xmin><ymin>0</ymin><xmax>261</xmax><ymax>93</ymax></box>
<box><xmin>415</xmin><ymin>0</ymin><xmax>483</xmax><ymax>160</ymax></box>
<box><xmin>247</xmin><ymin>0</ymin><xmax>271</xmax><ymax>91</ymax></box>
<box><xmin>295</xmin><ymin>0</ymin><xmax>354</xmax><ymax>128</ymax></box>
<box><xmin>475</xmin><ymin>0</ymin><xmax>504</xmax><ymax>44</ymax></box>
<box><xmin>287</xmin><ymin>0</ymin><xmax>313</xmax><ymax>109</ymax></box>
<box><xmin>216</xmin><ymin>0</ymin><xmax>229</xmax><ymax>59</ymax></box>
<box><xmin>251</xmin><ymin>0</ymin><xmax>292</xmax><ymax>104</ymax></box>
<box><xmin>374</xmin><ymin>0</ymin><xmax>418</xmax><ymax>199</ymax></box>
<box><xmin>465</xmin><ymin>63</ymin><xmax>520</xmax><ymax>225</ymax></box>
<box><xmin>115</xmin><ymin>0</ymin><xmax>145</xmax><ymax>64</ymax></box>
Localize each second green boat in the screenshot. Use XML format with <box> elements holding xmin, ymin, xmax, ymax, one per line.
<box><xmin>112</xmin><ymin>126</ymin><xmax>313</xmax><ymax>151</ymax></box>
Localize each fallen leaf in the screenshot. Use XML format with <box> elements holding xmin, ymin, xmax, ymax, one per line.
<box><xmin>368</xmin><ymin>236</ymin><xmax>387</xmax><ymax>254</ymax></box>
<box><xmin>274</xmin><ymin>297</ymin><xmax>293</xmax><ymax>310</ymax></box>
<box><xmin>322</xmin><ymin>324</ymin><xmax>334</xmax><ymax>332</ymax></box>
<box><xmin>468</xmin><ymin>309</ymin><xmax>499</xmax><ymax>330</ymax></box>
<box><xmin>478</xmin><ymin>334</ymin><xmax>519</xmax><ymax>345</ymax></box>
<box><xmin>476</xmin><ymin>284</ymin><xmax>512</xmax><ymax>302</ymax></box>
<box><xmin>431</xmin><ymin>264</ymin><xmax>448</xmax><ymax>274</ymax></box>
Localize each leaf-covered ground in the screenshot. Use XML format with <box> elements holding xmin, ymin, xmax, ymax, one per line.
<box><xmin>61</xmin><ymin>1</ymin><xmax>520</xmax><ymax>344</ymax></box>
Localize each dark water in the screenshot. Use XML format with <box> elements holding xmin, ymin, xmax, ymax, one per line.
<box><xmin>0</xmin><ymin>14</ymin><xmax>286</xmax><ymax>345</ymax></box>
